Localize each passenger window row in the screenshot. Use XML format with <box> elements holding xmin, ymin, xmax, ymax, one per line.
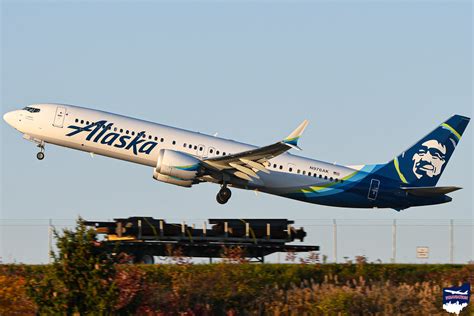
<box><xmin>267</xmin><ymin>161</ymin><xmax>343</xmax><ymax>183</ymax></box>
<box><xmin>182</xmin><ymin>143</ymin><xmax>229</xmax><ymax>156</ymax></box>
<box><xmin>74</xmin><ymin>118</ymin><xmax>231</xmax><ymax>157</ymax></box>
<box><xmin>74</xmin><ymin>118</ymin><xmax>170</xmax><ymax>143</ymax></box>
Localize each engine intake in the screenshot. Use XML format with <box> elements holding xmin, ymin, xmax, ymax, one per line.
<box><xmin>153</xmin><ymin>149</ymin><xmax>201</xmax><ymax>187</ymax></box>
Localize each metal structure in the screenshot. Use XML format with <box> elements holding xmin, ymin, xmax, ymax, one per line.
<box><xmin>84</xmin><ymin>217</ymin><xmax>319</xmax><ymax>264</ymax></box>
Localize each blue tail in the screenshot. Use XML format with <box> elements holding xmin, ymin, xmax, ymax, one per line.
<box><xmin>377</xmin><ymin>114</ymin><xmax>470</xmax><ymax>187</ymax></box>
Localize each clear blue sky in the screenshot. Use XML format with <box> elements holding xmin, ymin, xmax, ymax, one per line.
<box><xmin>1</xmin><ymin>1</ymin><xmax>472</xmax><ymax>264</ymax></box>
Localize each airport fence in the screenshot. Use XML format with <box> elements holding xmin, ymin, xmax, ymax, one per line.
<box><xmin>0</xmin><ymin>218</ymin><xmax>472</xmax><ymax>264</ymax></box>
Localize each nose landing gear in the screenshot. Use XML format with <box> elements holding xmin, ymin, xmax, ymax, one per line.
<box><xmin>36</xmin><ymin>143</ymin><xmax>45</xmax><ymax>160</ymax></box>
<box><xmin>216</xmin><ymin>186</ymin><xmax>232</xmax><ymax>204</ymax></box>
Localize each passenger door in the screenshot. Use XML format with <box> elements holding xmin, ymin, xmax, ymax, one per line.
<box><xmin>53</xmin><ymin>106</ymin><xmax>67</xmax><ymax>128</ymax></box>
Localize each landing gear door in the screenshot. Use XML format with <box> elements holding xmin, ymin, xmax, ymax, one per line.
<box><xmin>367</xmin><ymin>179</ymin><xmax>380</xmax><ymax>200</ymax></box>
<box><xmin>53</xmin><ymin>106</ymin><xmax>67</xmax><ymax>128</ymax></box>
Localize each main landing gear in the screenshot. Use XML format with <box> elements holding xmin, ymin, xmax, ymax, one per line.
<box><xmin>216</xmin><ymin>186</ymin><xmax>232</xmax><ymax>204</ymax></box>
<box><xmin>36</xmin><ymin>143</ymin><xmax>45</xmax><ymax>160</ymax></box>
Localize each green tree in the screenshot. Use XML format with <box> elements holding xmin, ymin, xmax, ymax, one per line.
<box><xmin>26</xmin><ymin>217</ymin><xmax>118</xmax><ymax>315</ymax></box>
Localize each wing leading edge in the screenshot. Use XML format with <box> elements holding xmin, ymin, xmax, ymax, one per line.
<box><xmin>203</xmin><ymin>120</ymin><xmax>309</xmax><ymax>181</ymax></box>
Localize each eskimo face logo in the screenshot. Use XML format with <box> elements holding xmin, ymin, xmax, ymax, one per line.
<box><xmin>66</xmin><ymin>120</ymin><xmax>158</xmax><ymax>156</ymax></box>
<box><xmin>411</xmin><ymin>140</ymin><xmax>447</xmax><ymax>179</ymax></box>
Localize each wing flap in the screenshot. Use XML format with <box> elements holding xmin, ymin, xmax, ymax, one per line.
<box><xmin>229</xmin><ymin>162</ymin><xmax>259</xmax><ymax>179</ymax></box>
<box><xmin>201</xmin><ymin>119</ymin><xmax>308</xmax><ymax>182</ymax></box>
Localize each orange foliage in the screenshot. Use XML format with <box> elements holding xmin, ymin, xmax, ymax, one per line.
<box><xmin>0</xmin><ymin>273</ymin><xmax>36</xmax><ymax>315</ymax></box>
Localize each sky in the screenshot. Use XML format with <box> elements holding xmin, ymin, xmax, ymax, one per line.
<box><xmin>1</xmin><ymin>1</ymin><xmax>472</xmax><ymax>264</ymax></box>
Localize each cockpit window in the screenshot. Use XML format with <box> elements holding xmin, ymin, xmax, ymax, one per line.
<box><xmin>23</xmin><ymin>107</ymin><xmax>40</xmax><ymax>113</ymax></box>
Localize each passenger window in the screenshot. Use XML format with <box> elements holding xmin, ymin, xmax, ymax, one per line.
<box><xmin>155</xmin><ymin>137</ymin><xmax>158</xmax><ymax>141</ymax></box>
<box><xmin>279</xmin><ymin>165</ymin><xmax>283</xmax><ymax>170</ymax></box>
<box><xmin>199</xmin><ymin>147</ymin><xmax>203</xmax><ymax>151</ymax></box>
<box><xmin>194</xmin><ymin>145</ymin><xmax>197</xmax><ymax>150</ymax></box>
<box><xmin>273</xmin><ymin>164</ymin><xmax>277</xmax><ymax>168</ymax></box>
<box><xmin>75</xmin><ymin>119</ymin><xmax>79</xmax><ymax>123</ymax></box>
<box><xmin>161</xmin><ymin>138</ymin><xmax>164</xmax><ymax>142</ymax></box>
<box><xmin>188</xmin><ymin>144</ymin><xmax>192</xmax><ymax>149</ymax></box>
<box><xmin>126</xmin><ymin>130</ymin><xmax>129</xmax><ymax>134</ymax></box>
<box><xmin>313</xmin><ymin>174</ymin><xmax>317</xmax><ymax>177</ymax></box>
<box><xmin>120</xmin><ymin>129</ymin><xmax>123</xmax><ymax>133</ymax></box>
<box><xmin>302</xmin><ymin>171</ymin><xmax>306</xmax><ymax>175</ymax></box>
<box><xmin>324</xmin><ymin>176</ymin><xmax>328</xmax><ymax>180</ymax></box>
<box><xmin>289</xmin><ymin>167</ymin><xmax>293</xmax><ymax>172</ymax></box>
<box><xmin>172</xmin><ymin>141</ymin><xmax>176</xmax><ymax>145</ymax></box>
<box><xmin>216</xmin><ymin>151</ymin><xmax>220</xmax><ymax>155</ymax></box>
<box><xmin>114</xmin><ymin>127</ymin><xmax>117</xmax><ymax>132</ymax></box>
<box><xmin>210</xmin><ymin>149</ymin><xmax>214</xmax><ymax>153</ymax></box>
<box><xmin>308</xmin><ymin>172</ymin><xmax>312</xmax><ymax>176</ymax></box>
<box><xmin>183</xmin><ymin>143</ymin><xmax>187</xmax><ymax>147</ymax></box>
<box><xmin>223</xmin><ymin>152</ymin><xmax>226</xmax><ymax>155</ymax></box>
<box><xmin>81</xmin><ymin>120</ymin><xmax>84</xmax><ymax>124</ymax></box>
<box><xmin>330</xmin><ymin>177</ymin><xmax>333</xmax><ymax>181</ymax></box>
<box><xmin>86</xmin><ymin>121</ymin><xmax>89</xmax><ymax>125</ymax></box>
<box><xmin>297</xmin><ymin>169</ymin><xmax>301</xmax><ymax>174</ymax></box>
<box><xmin>319</xmin><ymin>174</ymin><xmax>322</xmax><ymax>178</ymax></box>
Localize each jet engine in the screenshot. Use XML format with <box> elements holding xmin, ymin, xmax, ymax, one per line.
<box><xmin>153</xmin><ymin>149</ymin><xmax>201</xmax><ymax>187</ymax></box>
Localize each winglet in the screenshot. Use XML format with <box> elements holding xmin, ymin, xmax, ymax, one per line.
<box><xmin>282</xmin><ymin>120</ymin><xmax>309</xmax><ymax>149</ymax></box>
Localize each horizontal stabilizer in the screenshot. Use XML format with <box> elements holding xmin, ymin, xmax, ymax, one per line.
<box><xmin>401</xmin><ymin>186</ymin><xmax>462</xmax><ymax>197</ymax></box>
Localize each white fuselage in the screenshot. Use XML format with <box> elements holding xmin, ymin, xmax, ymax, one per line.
<box><xmin>5</xmin><ymin>103</ymin><xmax>359</xmax><ymax>196</ymax></box>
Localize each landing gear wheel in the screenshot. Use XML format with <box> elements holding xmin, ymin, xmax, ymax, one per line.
<box><xmin>36</xmin><ymin>142</ymin><xmax>45</xmax><ymax>160</ymax></box>
<box><xmin>216</xmin><ymin>187</ymin><xmax>232</xmax><ymax>204</ymax></box>
<box><xmin>36</xmin><ymin>152</ymin><xmax>45</xmax><ymax>160</ymax></box>
<box><xmin>140</xmin><ymin>254</ymin><xmax>155</xmax><ymax>264</ymax></box>
<box><xmin>216</xmin><ymin>194</ymin><xmax>227</xmax><ymax>204</ymax></box>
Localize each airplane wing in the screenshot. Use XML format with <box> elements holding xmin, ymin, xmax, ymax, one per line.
<box><xmin>202</xmin><ymin>120</ymin><xmax>309</xmax><ymax>181</ymax></box>
<box><xmin>400</xmin><ymin>186</ymin><xmax>462</xmax><ymax>197</ymax></box>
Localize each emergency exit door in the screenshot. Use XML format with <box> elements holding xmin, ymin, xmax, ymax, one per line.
<box><xmin>367</xmin><ymin>179</ymin><xmax>380</xmax><ymax>201</ymax></box>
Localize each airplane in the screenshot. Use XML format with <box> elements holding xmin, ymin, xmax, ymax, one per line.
<box><xmin>444</xmin><ymin>289</ymin><xmax>469</xmax><ymax>295</ymax></box>
<box><xmin>3</xmin><ymin>103</ymin><xmax>470</xmax><ymax>210</ymax></box>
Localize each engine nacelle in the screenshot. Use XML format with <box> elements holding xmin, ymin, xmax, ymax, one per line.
<box><xmin>153</xmin><ymin>149</ymin><xmax>201</xmax><ymax>187</ymax></box>
<box><xmin>153</xmin><ymin>172</ymin><xmax>193</xmax><ymax>187</ymax></box>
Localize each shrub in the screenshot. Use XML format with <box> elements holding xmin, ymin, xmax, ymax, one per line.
<box><xmin>25</xmin><ymin>218</ymin><xmax>118</xmax><ymax>314</ymax></box>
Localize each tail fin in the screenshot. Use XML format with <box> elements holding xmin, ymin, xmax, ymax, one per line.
<box><xmin>380</xmin><ymin>114</ymin><xmax>470</xmax><ymax>187</ymax></box>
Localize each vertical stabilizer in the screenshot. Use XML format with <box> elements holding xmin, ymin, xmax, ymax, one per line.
<box><xmin>378</xmin><ymin>115</ymin><xmax>470</xmax><ymax>187</ymax></box>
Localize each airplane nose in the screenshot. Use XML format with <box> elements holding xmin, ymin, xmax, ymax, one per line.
<box><xmin>3</xmin><ymin>111</ymin><xmax>17</xmax><ymax>127</ymax></box>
